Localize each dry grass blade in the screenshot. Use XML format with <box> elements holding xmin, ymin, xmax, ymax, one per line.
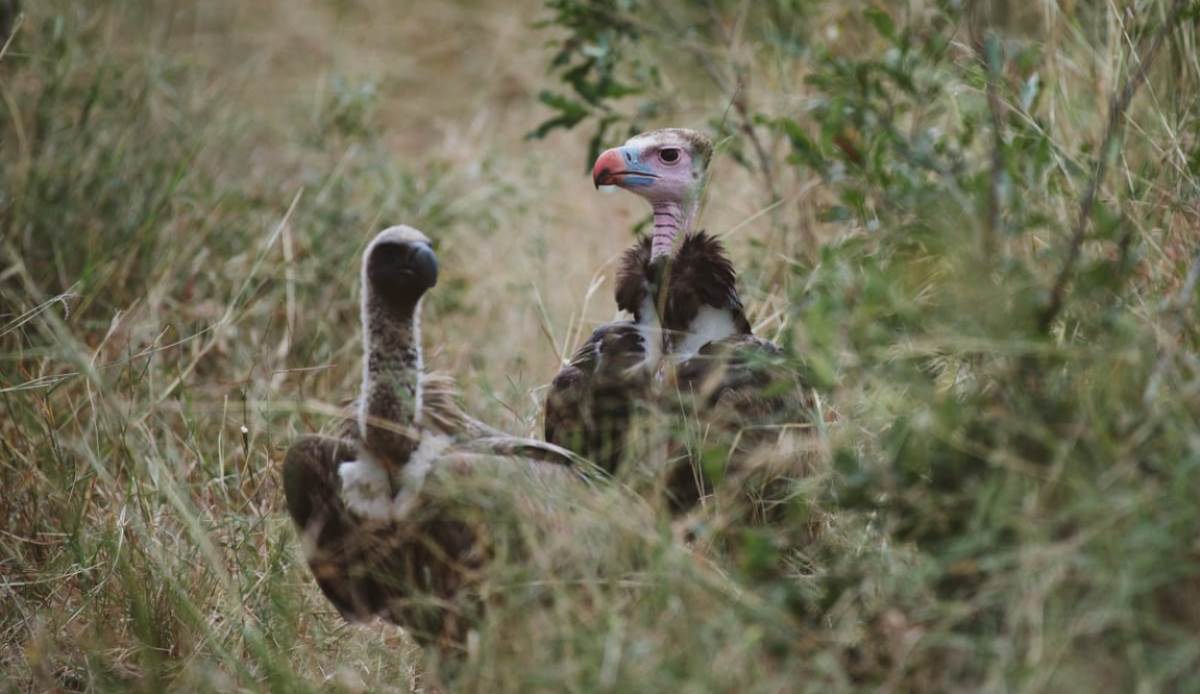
<box><xmin>1040</xmin><ymin>0</ymin><xmax>1194</xmax><ymax>331</ymax></box>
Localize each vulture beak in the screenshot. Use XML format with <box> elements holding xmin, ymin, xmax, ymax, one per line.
<box><xmin>592</xmin><ymin>146</ymin><xmax>656</xmax><ymax>189</ymax></box>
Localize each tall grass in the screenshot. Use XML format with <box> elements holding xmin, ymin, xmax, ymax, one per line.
<box><xmin>2</xmin><ymin>0</ymin><xmax>1199</xmax><ymax>691</ymax></box>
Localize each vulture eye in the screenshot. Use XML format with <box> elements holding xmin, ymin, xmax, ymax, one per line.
<box><xmin>659</xmin><ymin>148</ymin><xmax>681</xmax><ymax>164</ymax></box>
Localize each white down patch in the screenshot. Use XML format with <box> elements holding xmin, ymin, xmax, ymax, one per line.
<box><xmin>634</xmin><ymin>293</ymin><xmax>664</xmax><ymax>374</ymax></box>
<box><xmin>338</xmin><ymin>451</ymin><xmax>394</xmax><ymax>521</ymax></box>
<box><xmin>338</xmin><ymin>432</ymin><xmax>453</xmax><ymax>522</ymax></box>
<box><xmin>673</xmin><ymin>306</ymin><xmax>739</xmax><ymax>362</ymax></box>
<box><xmin>388</xmin><ymin>432</ymin><xmax>451</xmax><ymax>519</ymax></box>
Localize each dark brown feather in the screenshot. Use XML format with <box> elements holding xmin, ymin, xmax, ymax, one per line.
<box><xmin>674</xmin><ymin>334</ymin><xmax>785</xmax><ymax>410</ymax></box>
<box><xmin>614</xmin><ymin>231</ymin><xmax>751</xmax><ymax>336</ymax></box>
<box><xmin>664</xmin><ymin>232</ymin><xmax>752</xmax><ymax>337</ymax></box>
<box><xmin>283</xmin><ymin>435</ymin><xmax>545</xmax><ymax>646</ymax></box>
<box><xmin>544</xmin><ymin>321</ymin><xmax>651</xmax><ymax>474</ymax></box>
<box><xmin>289</xmin><ymin>404</ymin><xmax>579</xmax><ymax>649</ymax></box>
<box><xmin>550</xmin><ymin>232</ymin><xmax>768</xmax><ymax>483</ymax></box>
<box><xmin>662</xmin><ymin>334</ymin><xmax>812</xmax><ymax>513</ymax></box>
<box><xmin>614</xmin><ymin>238</ymin><xmax>652</xmax><ymax>317</ymax></box>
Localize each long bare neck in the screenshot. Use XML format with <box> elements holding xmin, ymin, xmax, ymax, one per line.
<box><xmin>650</xmin><ymin>197</ymin><xmax>699</xmax><ymax>259</ymax></box>
<box><xmin>359</xmin><ymin>295</ymin><xmax>423</xmax><ymax>466</ymax></box>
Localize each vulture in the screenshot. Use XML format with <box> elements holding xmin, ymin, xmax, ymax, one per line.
<box><xmin>544</xmin><ymin>128</ymin><xmax>799</xmax><ymax>511</ymax></box>
<box><xmin>282</xmin><ymin>226</ymin><xmax>580</xmax><ymax>648</ymax></box>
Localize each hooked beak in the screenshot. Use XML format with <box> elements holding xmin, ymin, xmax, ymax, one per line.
<box><xmin>592</xmin><ymin>147</ymin><xmax>656</xmax><ymax>189</ymax></box>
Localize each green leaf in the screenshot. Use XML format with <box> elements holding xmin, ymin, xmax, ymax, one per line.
<box><xmin>864</xmin><ymin>7</ymin><xmax>895</xmax><ymax>42</ymax></box>
<box><xmin>526</xmin><ymin>91</ymin><xmax>591</xmax><ymax>139</ymax></box>
<box><xmin>537</xmin><ymin>90</ymin><xmax>589</xmax><ymax>116</ymax></box>
<box><xmin>777</xmin><ymin>117</ymin><xmax>827</xmax><ymax>173</ymax></box>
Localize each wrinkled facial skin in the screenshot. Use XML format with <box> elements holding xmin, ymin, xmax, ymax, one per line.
<box><xmin>592</xmin><ymin>134</ymin><xmax>704</xmax><ymax>204</ymax></box>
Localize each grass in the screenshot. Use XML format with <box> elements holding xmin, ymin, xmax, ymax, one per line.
<box><xmin>2</xmin><ymin>0</ymin><xmax>1200</xmax><ymax>691</ymax></box>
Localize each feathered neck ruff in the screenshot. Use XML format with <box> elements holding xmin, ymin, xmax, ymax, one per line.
<box><xmin>614</xmin><ymin>231</ymin><xmax>752</xmax><ymax>336</ymax></box>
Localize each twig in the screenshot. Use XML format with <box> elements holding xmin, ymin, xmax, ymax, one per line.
<box><xmin>1143</xmin><ymin>240</ymin><xmax>1200</xmax><ymax>404</ymax></box>
<box><xmin>731</xmin><ymin>69</ymin><xmax>781</xmax><ymax>205</ymax></box>
<box><xmin>979</xmin><ymin>31</ymin><xmax>1007</xmax><ymax>257</ymax></box>
<box><xmin>1173</xmin><ymin>245</ymin><xmax>1200</xmax><ymax>309</ymax></box>
<box><xmin>529</xmin><ymin>282</ymin><xmax>563</xmax><ymax>365</ymax></box>
<box><xmin>1038</xmin><ymin>0</ymin><xmax>1192</xmax><ymax>333</ymax></box>
<box><xmin>687</xmin><ymin>3</ymin><xmax>781</xmax><ymax>205</ymax></box>
<box><xmin>0</xmin><ymin>12</ymin><xmax>22</xmax><ymax>63</ymax></box>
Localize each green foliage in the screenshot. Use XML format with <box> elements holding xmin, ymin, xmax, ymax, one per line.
<box><xmin>312</xmin><ymin>76</ymin><xmax>379</xmax><ymax>144</ymax></box>
<box><xmin>527</xmin><ymin>0</ymin><xmax>1200</xmax><ymax>689</ymax></box>
<box><xmin>530</xmin><ymin>0</ymin><xmax>666</xmax><ymax>165</ymax></box>
<box><xmin>782</xmin><ymin>4</ymin><xmax>1200</xmax><ymax>686</ymax></box>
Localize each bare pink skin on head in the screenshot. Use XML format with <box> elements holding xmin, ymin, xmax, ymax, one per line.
<box><xmin>592</xmin><ymin>129</ymin><xmax>712</xmax><ymax>260</ymax></box>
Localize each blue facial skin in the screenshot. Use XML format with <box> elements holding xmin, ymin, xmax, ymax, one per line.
<box><xmin>618</xmin><ymin>146</ymin><xmax>656</xmax><ymax>187</ymax></box>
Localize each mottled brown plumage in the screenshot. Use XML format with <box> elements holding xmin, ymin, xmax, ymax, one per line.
<box><xmin>282</xmin><ymin>435</ymin><xmax>486</xmax><ymax>639</ymax></box>
<box><xmin>544</xmin><ymin>321</ymin><xmax>652</xmax><ymax>474</ymax></box>
<box><xmin>662</xmin><ymin>332</ymin><xmax>802</xmax><ymax>512</ymax></box>
<box><xmin>282</xmin><ymin>226</ymin><xmax>580</xmax><ymax>648</ymax></box>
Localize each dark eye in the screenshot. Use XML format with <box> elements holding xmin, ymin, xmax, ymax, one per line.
<box><xmin>659</xmin><ymin>148</ymin><xmax>681</xmax><ymax>164</ymax></box>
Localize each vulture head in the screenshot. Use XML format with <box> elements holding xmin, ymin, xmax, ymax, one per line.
<box><xmin>363</xmin><ymin>225</ymin><xmax>439</xmax><ymax>313</ymax></box>
<box><xmin>592</xmin><ymin>128</ymin><xmax>714</xmax><ymax>260</ymax></box>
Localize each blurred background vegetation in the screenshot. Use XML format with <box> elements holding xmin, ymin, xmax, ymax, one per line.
<box><xmin>2</xmin><ymin>0</ymin><xmax>1199</xmax><ymax>691</ymax></box>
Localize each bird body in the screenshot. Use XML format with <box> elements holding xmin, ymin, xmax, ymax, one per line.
<box><xmin>546</xmin><ymin>129</ymin><xmax>802</xmax><ymax>509</ymax></box>
<box><xmin>282</xmin><ymin>226</ymin><xmax>580</xmax><ymax>647</ymax></box>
